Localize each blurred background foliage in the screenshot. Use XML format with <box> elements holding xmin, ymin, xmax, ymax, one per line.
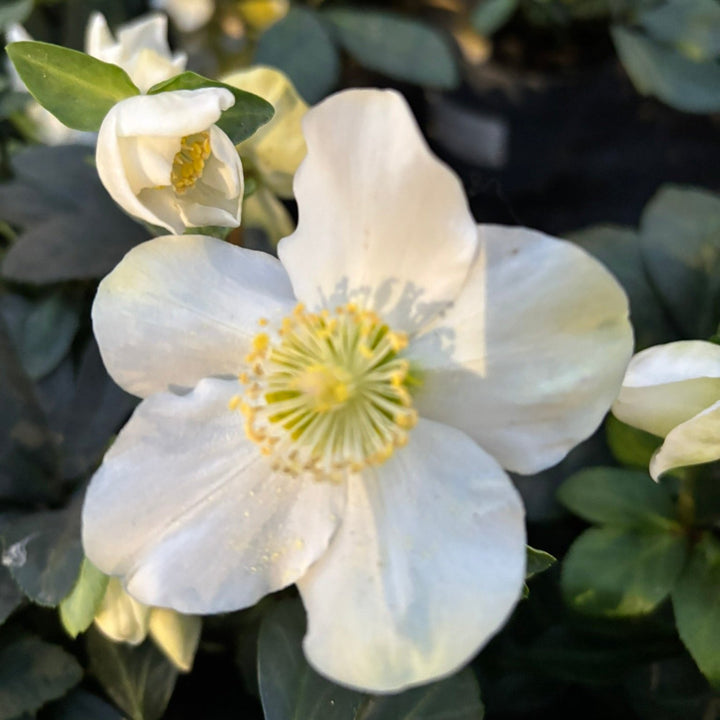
<box><xmin>0</xmin><ymin>0</ymin><xmax>719</xmax><ymax>718</ymax></box>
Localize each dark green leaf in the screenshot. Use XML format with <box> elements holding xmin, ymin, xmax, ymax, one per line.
<box><xmin>87</xmin><ymin>629</ymin><xmax>178</xmax><ymax>720</ymax></box>
<box><xmin>324</xmin><ymin>9</ymin><xmax>459</xmax><ymax>90</ymax></box>
<box><xmin>639</xmin><ymin>184</ymin><xmax>720</xmax><ymax>339</ymax></box>
<box><xmin>0</xmin><ymin>315</ymin><xmax>60</xmax><ymax>505</ymax></box>
<box><xmin>526</xmin><ymin>546</ymin><xmax>556</xmax><ymax>579</ymax></box>
<box><xmin>557</xmin><ymin>467</ymin><xmax>678</xmax><ymax>530</ymax></box>
<box><xmin>0</xmin><ymin>0</ymin><xmax>32</xmax><ymax>31</ymax></box>
<box><xmin>258</xmin><ymin>598</ymin><xmax>484</xmax><ymax>720</ymax></box>
<box><xmin>568</xmin><ymin>225</ymin><xmax>675</xmax><ymax>349</ymax></box>
<box><xmin>59</xmin><ymin>558</ymin><xmax>109</xmax><ymax>638</ymax></box>
<box><xmin>255</xmin><ymin>7</ymin><xmax>340</xmax><ymax>104</ymax></box>
<box><xmin>44</xmin><ymin>689</ymin><xmax>123</xmax><ymax>720</ymax></box>
<box><xmin>147</xmin><ymin>71</ymin><xmax>274</xmax><ymax>145</ymax></box>
<box><xmin>611</xmin><ymin>26</ymin><xmax>720</xmax><ymax>114</ymax></box>
<box><xmin>0</xmin><ymin>636</ymin><xmax>82</xmax><ymax>720</ymax></box>
<box><xmin>471</xmin><ymin>0</ymin><xmax>519</xmax><ymax>36</ymax></box>
<box><xmin>2</xmin><ymin>292</ymin><xmax>81</xmax><ymax>381</ymax></box>
<box><xmin>639</xmin><ymin>0</ymin><xmax>720</xmax><ymax>62</ymax></box>
<box><xmin>6</xmin><ymin>41</ymin><xmax>140</xmax><ymax>131</ymax></box>
<box><xmin>0</xmin><ymin>495</ymin><xmax>83</xmax><ymax>607</ymax></box>
<box><xmin>606</xmin><ymin>415</ymin><xmax>664</xmax><ymax>470</ymax></box>
<box><xmin>1</xmin><ymin>145</ymin><xmax>150</xmax><ymax>284</ymax></box>
<box><xmin>0</xmin><ymin>566</ymin><xmax>24</xmax><ymax>626</ymax></box>
<box><xmin>672</xmin><ymin>533</ymin><xmax>720</xmax><ymax>688</ymax></box>
<box><xmin>562</xmin><ymin>526</ymin><xmax>688</xmax><ymax>617</ymax></box>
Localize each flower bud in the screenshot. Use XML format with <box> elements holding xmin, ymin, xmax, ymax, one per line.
<box><xmin>96</xmin><ymin>87</ymin><xmax>244</xmax><ymax>234</ymax></box>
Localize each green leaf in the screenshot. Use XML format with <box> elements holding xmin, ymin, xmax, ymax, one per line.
<box><xmin>672</xmin><ymin>533</ymin><xmax>720</xmax><ymax>688</ymax></box>
<box><xmin>87</xmin><ymin>629</ymin><xmax>178</xmax><ymax>720</ymax></box>
<box><xmin>5</xmin><ymin>41</ymin><xmax>140</xmax><ymax>131</ymax></box>
<box><xmin>640</xmin><ymin>185</ymin><xmax>720</xmax><ymax>339</ymax></box>
<box><xmin>606</xmin><ymin>415</ymin><xmax>664</xmax><ymax>470</ymax></box>
<box><xmin>44</xmin><ymin>689</ymin><xmax>123</xmax><ymax>720</ymax></box>
<box><xmin>0</xmin><ymin>566</ymin><xmax>24</xmax><ymax>626</ymax></box>
<box><xmin>0</xmin><ymin>635</ymin><xmax>82</xmax><ymax>720</ymax></box>
<box><xmin>3</xmin><ymin>292</ymin><xmax>81</xmax><ymax>381</ymax></box>
<box><xmin>59</xmin><ymin>558</ymin><xmax>109</xmax><ymax>638</ymax></box>
<box><xmin>611</xmin><ymin>26</ymin><xmax>720</xmax><ymax>114</ymax></box>
<box><xmin>258</xmin><ymin>598</ymin><xmax>484</xmax><ymax>720</ymax></box>
<box><xmin>639</xmin><ymin>0</ymin><xmax>720</xmax><ymax>62</ymax></box>
<box><xmin>0</xmin><ymin>495</ymin><xmax>83</xmax><ymax>607</ymax></box>
<box><xmin>557</xmin><ymin>467</ymin><xmax>678</xmax><ymax>530</ymax></box>
<box><xmin>147</xmin><ymin>71</ymin><xmax>274</xmax><ymax>145</ymax></box>
<box><xmin>526</xmin><ymin>546</ymin><xmax>556</xmax><ymax>579</ymax></box>
<box><xmin>0</xmin><ymin>0</ymin><xmax>32</xmax><ymax>31</ymax></box>
<box><xmin>1</xmin><ymin>145</ymin><xmax>150</xmax><ymax>284</ymax></box>
<box><xmin>562</xmin><ymin>526</ymin><xmax>688</xmax><ymax>617</ymax></box>
<box><xmin>255</xmin><ymin>7</ymin><xmax>340</xmax><ymax>104</ymax></box>
<box><xmin>567</xmin><ymin>225</ymin><xmax>674</xmax><ymax>350</ymax></box>
<box><xmin>324</xmin><ymin>9</ymin><xmax>459</xmax><ymax>90</ymax></box>
<box><xmin>471</xmin><ymin>0</ymin><xmax>519</xmax><ymax>36</ymax></box>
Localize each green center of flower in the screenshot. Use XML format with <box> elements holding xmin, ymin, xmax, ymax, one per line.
<box><xmin>171</xmin><ymin>132</ymin><xmax>211</xmax><ymax>194</ymax></box>
<box><xmin>231</xmin><ymin>303</ymin><xmax>420</xmax><ymax>480</ymax></box>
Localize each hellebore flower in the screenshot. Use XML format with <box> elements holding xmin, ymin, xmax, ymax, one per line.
<box><xmin>85</xmin><ymin>12</ymin><xmax>187</xmax><ymax>93</ymax></box>
<box><xmin>151</xmin><ymin>0</ymin><xmax>215</xmax><ymax>32</ymax></box>
<box><xmin>83</xmin><ymin>89</ymin><xmax>632</xmax><ymax>692</ymax></box>
<box><xmin>613</xmin><ymin>340</ymin><xmax>720</xmax><ymax>479</ymax></box>
<box><xmin>96</xmin><ymin>87</ymin><xmax>244</xmax><ymax>234</ymax></box>
<box><xmin>95</xmin><ymin>578</ymin><xmax>201</xmax><ymax>671</ymax></box>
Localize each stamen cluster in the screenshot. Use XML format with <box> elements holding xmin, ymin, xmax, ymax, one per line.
<box><xmin>171</xmin><ymin>132</ymin><xmax>211</xmax><ymax>194</ymax></box>
<box><xmin>231</xmin><ymin>303</ymin><xmax>420</xmax><ymax>481</ymax></box>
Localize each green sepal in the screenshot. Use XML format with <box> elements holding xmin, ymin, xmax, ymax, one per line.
<box><xmin>147</xmin><ymin>71</ymin><xmax>275</xmax><ymax>144</ymax></box>
<box><xmin>6</xmin><ymin>41</ymin><xmax>140</xmax><ymax>131</ymax></box>
<box><xmin>59</xmin><ymin>558</ymin><xmax>109</xmax><ymax>639</ymax></box>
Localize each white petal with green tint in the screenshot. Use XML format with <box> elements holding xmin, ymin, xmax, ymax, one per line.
<box><xmin>278</xmin><ymin>89</ymin><xmax>477</xmax><ymax>333</ymax></box>
<box><xmin>94</xmin><ymin>577</ymin><xmax>150</xmax><ymax>645</ymax></box>
<box><xmin>410</xmin><ymin>225</ymin><xmax>633</xmax><ymax>474</ymax></box>
<box><xmin>92</xmin><ymin>235</ymin><xmax>296</xmax><ymax>398</ymax></box>
<box><xmin>613</xmin><ymin>341</ymin><xmax>720</xmax><ymax>438</ymax></box>
<box><xmin>651</xmin><ymin>399</ymin><xmax>720</xmax><ymax>479</ymax></box>
<box><xmin>82</xmin><ymin>378</ymin><xmax>345</xmax><ymax>613</ymax></box>
<box><xmin>298</xmin><ymin>419</ymin><xmax>525</xmax><ymax>692</ymax></box>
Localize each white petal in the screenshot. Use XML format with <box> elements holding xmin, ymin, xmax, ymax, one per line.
<box><xmin>278</xmin><ymin>89</ymin><xmax>477</xmax><ymax>333</ymax></box>
<box><xmin>148</xmin><ymin>609</ymin><xmax>201</xmax><ymax>671</ymax></box>
<box><xmin>107</xmin><ymin>89</ymin><xmax>233</xmax><ymax>138</ymax></box>
<box><xmin>85</xmin><ymin>12</ymin><xmax>117</xmax><ymax>61</ymax></box>
<box><xmin>409</xmin><ymin>225</ymin><xmax>633</xmax><ymax>475</ymax></box>
<box><xmin>83</xmin><ymin>378</ymin><xmax>345</xmax><ymax>614</ymax></box>
<box><xmin>298</xmin><ymin>419</ymin><xmax>525</xmax><ymax>692</ymax></box>
<box><xmin>94</xmin><ymin>577</ymin><xmax>150</xmax><ymax>645</ymax></box>
<box><xmin>152</xmin><ymin>0</ymin><xmax>215</xmax><ymax>32</ymax></box>
<box><xmin>650</xmin><ymin>400</ymin><xmax>720</xmax><ymax>479</ymax></box>
<box><xmin>224</xmin><ymin>66</ymin><xmax>308</xmax><ymax>198</ymax></box>
<box><xmin>92</xmin><ymin>235</ymin><xmax>296</xmax><ymax>398</ymax></box>
<box><xmin>613</xmin><ymin>341</ymin><xmax>720</xmax><ymax>437</ymax></box>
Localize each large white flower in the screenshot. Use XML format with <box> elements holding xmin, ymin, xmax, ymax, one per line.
<box><xmin>95</xmin><ymin>87</ymin><xmax>244</xmax><ymax>234</ymax></box>
<box><xmin>85</xmin><ymin>12</ymin><xmax>187</xmax><ymax>93</ymax></box>
<box><xmin>83</xmin><ymin>89</ymin><xmax>633</xmax><ymax>692</ymax></box>
<box><xmin>612</xmin><ymin>341</ymin><xmax>720</xmax><ymax>479</ymax></box>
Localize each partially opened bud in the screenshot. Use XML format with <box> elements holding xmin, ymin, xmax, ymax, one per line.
<box><xmin>94</xmin><ymin>577</ymin><xmax>150</xmax><ymax>644</ymax></box>
<box><xmin>148</xmin><ymin>608</ymin><xmax>202</xmax><ymax>672</ymax></box>
<box><xmin>85</xmin><ymin>12</ymin><xmax>187</xmax><ymax>93</ymax></box>
<box><xmin>96</xmin><ymin>87</ymin><xmax>244</xmax><ymax>234</ymax></box>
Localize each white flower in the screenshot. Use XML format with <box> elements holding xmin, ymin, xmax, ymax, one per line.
<box><xmin>85</xmin><ymin>12</ymin><xmax>187</xmax><ymax>93</ymax></box>
<box><xmin>612</xmin><ymin>341</ymin><xmax>720</xmax><ymax>479</ymax></box>
<box><xmin>95</xmin><ymin>87</ymin><xmax>244</xmax><ymax>234</ymax></box>
<box><xmin>95</xmin><ymin>578</ymin><xmax>201</xmax><ymax>671</ymax></box>
<box><xmin>151</xmin><ymin>0</ymin><xmax>215</xmax><ymax>33</ymax></box>
<box><xmin>222</xmin><ymin>66</ymin><xmax>307</xmax><ymax>199</ymax></box>
<box><xmin>83</xmin><ymin>89</ymin><xmax>632</xmax><ymax>692</ymax></box>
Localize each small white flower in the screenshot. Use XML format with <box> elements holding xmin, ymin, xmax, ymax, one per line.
<box><xmin>95</xmin><ymin>87</ymin><xmax>244</xmax><ymax>234</ymax></box>
<box><xmin>85</xmin><ymin>12</ymin><xmax>187</xmax><ymax>93</ymax></box>
<box><xmin>151</xmin><ymin>0</ymin><xmax>215</xmax><ymax>33</ymax></box>
<box><xmin>95</xmin><ymin>578</ymin><xmax>201</xmax><ymax>671</ymax></box>
<box><xmin>613</xmin><ymin>340</ymin><xmax>720</xmax><ymax>479</ymax></box>
<box><xmin>83</xmin><ymin>89</ymin><xmax>632</xmax><ymax>692</ymax></box>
